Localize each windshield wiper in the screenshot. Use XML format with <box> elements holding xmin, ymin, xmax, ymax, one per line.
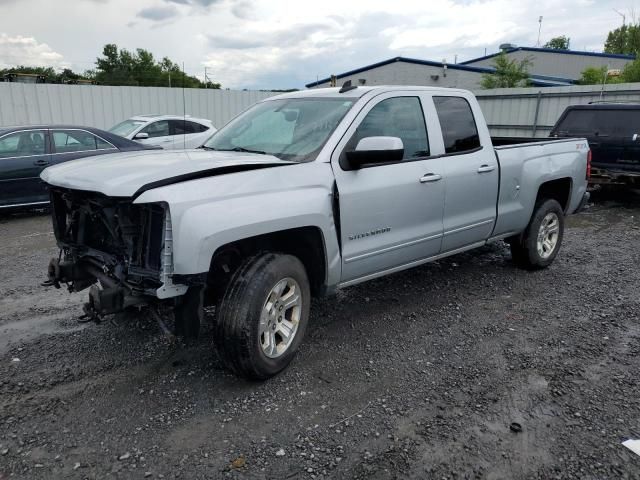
<box><xmin>197</xmin><ymin>145</ymin><xmax>215</xmax><ymax>150</ymax></box>
<box><xmin>216</xmin><ymin>147</ymin><xmax>268</xmax><ymax>155</ymax></box>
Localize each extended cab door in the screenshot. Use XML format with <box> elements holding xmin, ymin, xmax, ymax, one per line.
<box><xmin>332</xmin><ymin>92</ymin><xmax>447</xmax><ymax>283</ymax></box>
<box><xmin>431</xmin><ymin>95</ymin><xmax>499</xmax><ymax>252</ymax></box>
<box><xmin>0</xmin><ymin>129</ymin><xmax>51</xmax><ymax>208</ymax></box>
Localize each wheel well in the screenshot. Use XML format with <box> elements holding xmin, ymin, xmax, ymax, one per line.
<box><xmin>206</xmin><ymin>227</ymin><xmax>327</xmax><ymax>305</ymax></box>
<box><xmin>536</xmin><ymin>178</ymin><xmax>572</xmax><ymax>212</ymax></box>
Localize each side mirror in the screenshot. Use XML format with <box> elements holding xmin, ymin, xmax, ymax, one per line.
<box><xmin>345</xmin><ymin>136</ymin><xmax>404</xmax><ymax>169</ymax></box>
<box><xmin>134</xmin><ymin>132</ymin><xmax>149</xmax><ymax>140</ymax></box>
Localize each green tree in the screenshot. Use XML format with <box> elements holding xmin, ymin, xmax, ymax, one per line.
<box><xmin>544</xmin><ymin>36</ymin><xmax>570</xmax><ymax>50</ymax></box>
<box><xmin>578</xmin><ymin>66</ymin><xmax>608</xmax><ymax>85</ymax></box>
<box><xmin>0</xmin><ymin>65</ymin><xmax>93</xmax><ymax>83</ymax></box>
<box><xmin>578</xmin><ymin>65</ymin><xmax>625</xmax><ymax>85</ymax></box>
<box><xmin>481</xmin><ymin>52</ymin><xmax>532</xmax><ymax>89</ymax></box>
<box><xmin>94</xmin><ymin>44</ymin><xmax>220</xmax><ymax>88</ymax></box>
<box><xmin>621</xmin><ymin>58</ymin><xmax>640</xmax><ymax>82</ymax></box>
<box><xmin>604</xmin><ymin>24</ymin><xmax>640</xmax><ymax>55</ymax></box>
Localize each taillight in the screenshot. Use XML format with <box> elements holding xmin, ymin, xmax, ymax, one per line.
<box><xmin>586</xmin><ymin>149</ymin><xmax>592</xmax><ymax>180</ymax></box>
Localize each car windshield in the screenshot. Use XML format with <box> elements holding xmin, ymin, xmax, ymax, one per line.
<box><xmin>203</xmin><ymin>98</ymin><xmax>355</xmax><ymax>162</ymax></box>
<box><xmin>109</xmin><ymin>119</ymin><xmax>146</xmax><ymax>137</ymax></box>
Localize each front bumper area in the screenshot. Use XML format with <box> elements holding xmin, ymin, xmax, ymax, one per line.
<box><xmin>44</xmin><ymin>188</ymin><xmax>187</xmax><ymax>320</ymax></box>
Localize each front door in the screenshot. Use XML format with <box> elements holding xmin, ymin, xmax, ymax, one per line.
<box><xmin>0</xmin><ymin>129</ymin><xmax>51</xmax><ymax>208</ymax></box>
<box><xmin>432</xmin><ymin>96</ymin><xmax>499</xmax><ymax>252</ymax></box>
<box><xmin>138</xmin><ymin>120</ymin><xmax>173</xmax><ymax>148</ymax></box>
<box><xmin>332</xmin><ymin>93</ymin><xmax>446</xmax><ymax>283</ymax></box>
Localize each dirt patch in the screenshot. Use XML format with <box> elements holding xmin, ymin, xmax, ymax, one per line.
<box><xmin>1</xmin><ymin>198</ymin><xmax>640</xmax><ymax>479</ymax></box>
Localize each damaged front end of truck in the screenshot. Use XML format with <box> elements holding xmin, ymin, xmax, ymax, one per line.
<box><xmin>43</xmin><ymin>187</ymin><xmax>188</xmax><ymax>322</ymax></box>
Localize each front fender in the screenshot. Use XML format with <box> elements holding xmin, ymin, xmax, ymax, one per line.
<box><xmin>134</xmin><ymin>162</ymin><xmax>342</xmax><ymax>288</ymax></box>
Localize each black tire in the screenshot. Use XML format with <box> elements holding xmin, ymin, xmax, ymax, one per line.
<box><xmin>509</xmin><ymin>198</ymin><xmax>565</xmax><ymax>270</ymax></box>
<box><xmin>174</xmin><ymin>286</ymin><xmax>204</xmax><ymax>339</ymax></box>
<box><xmin>215</xmin><ymin>253</ymin><xmax>310</xmax><ymax>380</ymax></box>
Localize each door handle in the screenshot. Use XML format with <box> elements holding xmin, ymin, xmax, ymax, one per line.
<box><xmin>419</xmin><ymin>173</ymin><xmax>442</xmax><ymax>183</ymax></box>
<box><xmin>477</xmin><ymin>165</ymin><xmax>495</xmax><ymax>173</ymax></box>
<box><xmin>33</xmin><ymin>159</ymin><xmax>50</xmax><ymax>166</ymax></box>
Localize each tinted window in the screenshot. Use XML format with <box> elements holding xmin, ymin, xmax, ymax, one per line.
<box><xmin>0</xmin><ymin>130</ymin><xmax>46</xmax><ymax>158</ymax></box>
<box><xmin>347</xmin><ymin>97</ymin><xmax>429</xmax><ymax>160</ymax></box>
<box><xmin>96</xmin><ymin>135</ymin><xmax>115</xmax><ymax>149</ymax></box>
<box><xmin>141</xmin><ymin>120</ymin><xmax>170</xmax><ymax>138</ymax></box>
<box><xmin>53</xmin><ymin>130</ymin><xmax>108</xmax><ymax>153</ymax></box>
<box><xmin>554</xmin><ymin>109</ymin><xmax>640</xmax><ymax>137</ymax></box>
<box><xmin>433</xmin><ymin>96</ymin><xmax>481</xmax><ymax>154</ymax></box>
<box><xmin>170</xmin><ymin>120</ymin><xmax>208</xmax><ymax>135</ymax></box>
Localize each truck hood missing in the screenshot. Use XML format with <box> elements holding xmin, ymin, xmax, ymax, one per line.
<box><xmin>41</xmin><ymin>149</ymin><xmax>293</xmax><ymax>197</ymax></box>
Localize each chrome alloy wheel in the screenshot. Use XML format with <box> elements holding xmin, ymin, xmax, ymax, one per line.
<box><xmin>259</xmin><ymin>277</ymin><xmax>302</xmax><ymax>358</ymax></box>
<box><xmin>536</xmin><ymin>212</ymin><xmax>560</xmax><ymax>259</ymax></box>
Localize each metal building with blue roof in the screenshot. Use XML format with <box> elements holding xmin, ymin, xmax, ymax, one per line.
<box><xmin>306</xmin><ymin>47</ymin><xmax>635</xmax><ymax>90</ymax></box>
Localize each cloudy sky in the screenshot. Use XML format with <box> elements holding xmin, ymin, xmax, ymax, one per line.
<box><xmin>0</xmin><ymin>0</ymin><xmax>633</xmax><ymax>89</ymax></box>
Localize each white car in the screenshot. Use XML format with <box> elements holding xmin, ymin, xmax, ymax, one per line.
<box><xmin>108</xmin><ymin>115</ymin><xmax>216</xmax><ymax>150</ymax></box>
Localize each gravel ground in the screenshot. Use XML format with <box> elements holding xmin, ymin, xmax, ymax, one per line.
<box><xmin>1</xmin><ymin>193</ymin><xmax>640</xmax><ymax>480</ymax></box>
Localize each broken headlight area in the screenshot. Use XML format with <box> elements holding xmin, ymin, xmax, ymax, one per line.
<box><xmin>44</xmin><ymin>188</ymin><xmax>184</xmax><ymax>319</ymax></box>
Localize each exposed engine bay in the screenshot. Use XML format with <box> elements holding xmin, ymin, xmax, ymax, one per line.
<box><xmin>44</xmin><ymin>187</ymin><xmax>186</xmax><ymax>320</ymax></box>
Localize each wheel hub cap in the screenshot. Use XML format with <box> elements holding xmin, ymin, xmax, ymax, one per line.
<box><xmin>536</xmin><ymin>212</ymin><xmax>560</xmax><ymax>259</ymax></box>
<box><xmin>259</xmin><ymin>277</ymin><xmax>301</xmax><ymax>358</ymax></box>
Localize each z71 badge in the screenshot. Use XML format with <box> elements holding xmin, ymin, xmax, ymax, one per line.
<box><xmin>348</xmin><ymin>227</ymin><xmax>391</xmax><ymax>241</ymax></box>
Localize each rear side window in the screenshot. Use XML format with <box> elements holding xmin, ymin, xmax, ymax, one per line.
<box><xmin>554</xmin><ymin>109</ymin><xmax>640</xmax><ymax>137</ymax></box>
<box><xmin>346</xmin><ymin>96</ymin><xmax>430</xmax><ymax>160</ymax></box>
<box><xmin>53</xmin><ymin>130</ymin><xmax>113</xmax><ymax>153</ymax></box>
<box><xmin>433</xmin><ymin>96</ymin><xmax>481</xmax><ymax>154</ymax></box>
<box><xmin>170</xmin><ymin>120</ymin><xmax>209</xmax><ymax>135</ymax></box>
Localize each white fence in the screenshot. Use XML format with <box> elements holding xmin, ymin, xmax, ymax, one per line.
<box><xmin>475</xmin><ymin>82</ymin><xmax>640</xmax><ymax>138</ymax></box>
<box><xmin>0</xmin><ymin>83</ymin><xmax>276</xmax><ymax>130</ymax></box>
<box><xmin>3</xmin><ymin>81</ymin><xmax>640</xmax><ymax>138</ymax></box>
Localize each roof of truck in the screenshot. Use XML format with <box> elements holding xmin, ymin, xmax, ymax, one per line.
<box><xmin>268</xmin><ymin>85</ymin><xmax>472</xmax><ymax>101</ymax></box>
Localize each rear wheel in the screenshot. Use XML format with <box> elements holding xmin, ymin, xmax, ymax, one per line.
<box><xmin>509</xmin><ymin>198</ymin><xmax>565</xmax><ymax>270</ymax></box>
<box><xmin>215</xmin><ymin>253</ymin><xmax>310</xmax><ymax>380</ymax></box>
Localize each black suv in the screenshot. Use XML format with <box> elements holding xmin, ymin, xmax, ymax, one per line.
<box><xmin>551</xmin><ymin>103</ymin><xmax>640</xmax><ymax>186</ymax></box>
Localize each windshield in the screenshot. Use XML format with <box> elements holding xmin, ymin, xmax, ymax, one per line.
<box><xmin>203</xmin><ymin>98</ymin><xmax>355</xmax><ymax>162</ymax></box>
<box><xmin>109</xmin><ymin>119</ymin><xmax>146</xmax><ymax>137</ymax></box>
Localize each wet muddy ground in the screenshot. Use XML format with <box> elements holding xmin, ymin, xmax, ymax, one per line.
<box><xmin>1</xmin><ymin>193</ymin><xmax>639</xmax><ymax>479</ymax></box>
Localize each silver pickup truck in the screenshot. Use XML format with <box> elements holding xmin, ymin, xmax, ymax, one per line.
<box><xmin>41</xmin><ymin>86</ymin><xmax>590</xmax><ymax>379</ymax></box>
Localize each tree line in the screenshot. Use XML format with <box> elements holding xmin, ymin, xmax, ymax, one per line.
<box><xmin>1</xmin><ymin>44</ymin><xmax>221</xmax><ymax>89</ymax></box>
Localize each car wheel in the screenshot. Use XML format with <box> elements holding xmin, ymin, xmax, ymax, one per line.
<box><xmin>510</xmin><ymin>199</ymin><xmax>565</xmax><ymax>270</ymax></box>
<box><xmin>215</xmin><ymin>253</ymin><xmax>310</xmax><ymax>380</ymax></box>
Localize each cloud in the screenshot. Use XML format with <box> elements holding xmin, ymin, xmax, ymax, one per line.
<box><xmin>164</xmin><ymin>0</ymin><xmax>221</xmax><ymax>6</ymax></box>
<box><xmin>207</xmin><ymin>22</ymin><xmax>335</xmax><ymax>50</ymax></box>
<box><xmin>230</xmin><ymin>0</ymin><xmax>254</xmax><ymax>19</ymax></box>
<box><xmin>136</xmin><ymin>5</ymin><xmax>179</xmax><ymax>21</ymax></box>
<box><xmin>0</xmin><ymin>33</ymin><xmax>67</xmax><ymax>69</ymax></box>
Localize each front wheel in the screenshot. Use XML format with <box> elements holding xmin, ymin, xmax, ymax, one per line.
<box><xmin>215</xmin><ymin>253</ymin><xmax>310</xmax><ymax>380</ymax></box>
<box><xmin>509</xmin><ymin>199</ymin><xmax>565</xmax><ymax>270</ymax></box>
